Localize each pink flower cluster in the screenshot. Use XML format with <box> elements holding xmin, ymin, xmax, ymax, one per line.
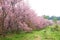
<box><xmin>0</xmin><ymin>0</ymin><xmax>51</xmax><ymax>33</ymax></box>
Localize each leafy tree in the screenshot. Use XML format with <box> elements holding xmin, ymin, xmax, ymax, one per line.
<box><xmin>43</xmin><ymin>15</ymin><xmax>49</xmax><ymax>19</ymax></box>
<box><xmin>52</xmin><ymin>17</ymin><xmax>57</xmax><ymax>23</ymax></box>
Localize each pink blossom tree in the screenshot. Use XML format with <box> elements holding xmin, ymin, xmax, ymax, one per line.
<box><xmin>0</xmin><ymin>0</ymin><xmax>51</xmax><ymax>36</ymax></box>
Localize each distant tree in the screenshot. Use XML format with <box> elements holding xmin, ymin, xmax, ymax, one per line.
<box><xmin>52</xmin><ymin>17</ymin><xmax>57</xmax><ymax>23</ymax></box>
<box><xmin>43</xmin><ymin>15</ymin><xmax>49</xmax><ymax>19</ymax></box>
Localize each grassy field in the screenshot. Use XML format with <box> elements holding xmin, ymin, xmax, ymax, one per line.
<box><xmin>0</xmin><ymin>25</ymin><xmax>60</xmax><ymax>40</ymax></box>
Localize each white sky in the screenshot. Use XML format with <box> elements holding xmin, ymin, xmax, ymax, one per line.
<box><xmin>27</xmin><ymin>0</ymin><xmax>60</xmax><ymax>17</ymax></box>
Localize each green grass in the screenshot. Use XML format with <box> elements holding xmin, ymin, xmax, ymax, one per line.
<box><xmin>0</xmin><ymin>25</ymin><xmax>60</xmax><ymax>40</ymax></box>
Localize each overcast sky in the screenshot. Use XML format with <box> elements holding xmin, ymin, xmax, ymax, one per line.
<box><xmin>27</xmin><ymin>0</ymin><xmax>60</xmax><ymax>17</ymax></box>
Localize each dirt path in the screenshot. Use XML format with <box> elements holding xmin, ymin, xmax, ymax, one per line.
<box><xmin>34</xmin><ymin>35</ymin><xmax>41</xmax><ymax>40</ymax></box>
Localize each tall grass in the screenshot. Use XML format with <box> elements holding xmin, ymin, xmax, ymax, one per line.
<box><xmin>0</xmin><ymin>25</ymin><xmax>60</xmax><ymax>40</ymax></box>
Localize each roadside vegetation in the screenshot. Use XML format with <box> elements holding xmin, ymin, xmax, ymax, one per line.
<box><xmin>0</xmin><ymin>25</ymin><xmax>60</xmax><ymax>40</ymax></box>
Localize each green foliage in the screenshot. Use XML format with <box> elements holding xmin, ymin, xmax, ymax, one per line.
<box><xmin>53</xmin><ymin>17</ymin><xmax>57</xmax><ymax>23</ymax></box>
<box><xmin>43</xmin><ymin>15</ymin><xmax>60</xmax><ymax>21</ymax></box>
<box><xmin>43</xmin><ymin>15</ymin><xmax>49</xmax><ymax>19</ymax></box>
<box><xmin>0</xmin><ymin>25</ymin><xmax>60</xmax><ymax>40</ymax></box>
